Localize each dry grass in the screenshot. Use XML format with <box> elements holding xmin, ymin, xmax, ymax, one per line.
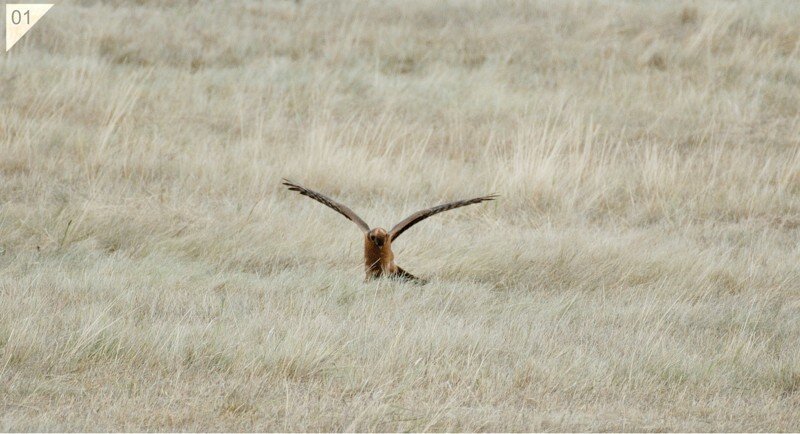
<box><xmin>2</xmin><ymin>0</ymin><xmax>800</xmax><ymax>431</ymax></box>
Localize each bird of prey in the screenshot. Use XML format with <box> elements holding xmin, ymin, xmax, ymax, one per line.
<box><xmin>282</xmin><ymin>179</ymin><xmax>496</xmax><ymax>283</ymax></box>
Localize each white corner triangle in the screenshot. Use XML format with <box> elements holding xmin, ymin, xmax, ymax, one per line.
<box><xmin>6</xmin><ymin>4</ymin><xmax>54</xmax><ymax>52</ymax></box>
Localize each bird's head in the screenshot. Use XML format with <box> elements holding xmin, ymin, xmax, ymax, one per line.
<box><xmin>368</xmin><ymin>228</ymin><xmax>389</xmax><ymax>248</ymax></box>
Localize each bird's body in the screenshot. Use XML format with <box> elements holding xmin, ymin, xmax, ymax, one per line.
<box><xmin>282</xmin><ymin>179</ymin><xmax>496</xmax><ymax>283</ymax></box>
<box><xmin>361</xmin><ymin>227</ymin><xmax>422</xmax><ymax>281</ymax></box>
<box><xmin>363</xmin><ymin>228</ymin><xmax>396</xmax><ymax>279</ymax></box>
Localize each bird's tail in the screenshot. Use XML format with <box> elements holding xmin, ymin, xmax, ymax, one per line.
<box><xmin>395</xmin><ymin>266</ymin><xmax>428</xmax><ymax>285</ymax></box>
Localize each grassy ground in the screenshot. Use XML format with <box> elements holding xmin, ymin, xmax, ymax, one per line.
<box><xmin>1</xmin><ymin>0</ymin><xmax>800</xmax><ymax>430</ymax></box>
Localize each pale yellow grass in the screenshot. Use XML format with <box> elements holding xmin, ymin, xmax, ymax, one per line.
<box><xmin>1</xmin><ymin>0</ymin><xmax>800</xmax><ymax>431</ymax></box>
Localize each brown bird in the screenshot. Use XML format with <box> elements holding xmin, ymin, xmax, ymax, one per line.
<box><xmin>282</xmin><ymin>179</ymin><xmax>496</xmax><ymax>283</ymax></box>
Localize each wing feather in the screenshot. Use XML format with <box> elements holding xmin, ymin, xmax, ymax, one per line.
<box><xmin>282</xmin><ymin>179</ymin><xmax>370</xmax><ymax>233</ymax></box>
<box><xmin>389</xmin><ymin>194</ymin><xmax>497</xmax><ymax>241</ymax></box>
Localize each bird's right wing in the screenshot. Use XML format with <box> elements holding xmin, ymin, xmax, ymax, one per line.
<box><xmin>281</xmin><ymin>179</ymin><xmax>370</xmax><ymax>233</ymax></box>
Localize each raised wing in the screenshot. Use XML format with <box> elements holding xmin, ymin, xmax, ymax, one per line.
<box><xmin>389</xmin><ymin>194</ymin><xmax>497</xmax><ymax>241</ymax></box>
<box><xmin>282</xmin><ymin>179</ymin><xmax>370</xmax><ymax>233</ymax></box>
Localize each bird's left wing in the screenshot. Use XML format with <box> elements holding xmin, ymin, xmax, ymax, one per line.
<box><xmin>388</xmin><ymin>194</ymin><xmax>497</xmax><ymax>241</ymax></box>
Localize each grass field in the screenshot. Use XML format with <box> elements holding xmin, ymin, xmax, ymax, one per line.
<box><xmin>2</xmin><ymin>0</ymin><xmax>800</xmax><ymax>430</ymax></box>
